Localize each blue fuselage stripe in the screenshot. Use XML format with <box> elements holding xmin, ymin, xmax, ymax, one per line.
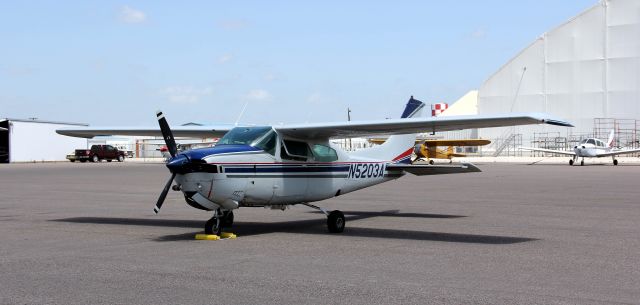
<box><xmin>224</xmin><ymin>165</ymin><xmax>351</xmax><ymax>173</ymax></box>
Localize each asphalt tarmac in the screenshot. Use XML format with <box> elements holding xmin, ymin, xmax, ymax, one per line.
<box><xmin>1</xmin><ymin>162</ymin><xmax>639</xmax><ymax>305</ymax></box>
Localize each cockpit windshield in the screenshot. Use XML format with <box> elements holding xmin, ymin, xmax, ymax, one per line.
<box><xmin>580</xmin><ymin>139</ymin><xmax>589</xmax><ymax>144</ymax></box>
<box><xmin>218</xmin><ymin>126</ymin><xmax>273</xmax><ymax>146</ymax></box>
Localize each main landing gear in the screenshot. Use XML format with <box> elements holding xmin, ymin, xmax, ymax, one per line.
<box><xmin>613</xmin><ymin>157</ymin><xmax>618</xmax><ymax>166</ymax></box>
<box><xmin>204</xmin><ymin>209</ymin><xmax>234</xmax><ymax>235</ymax></box>
<box><xmin>303</xmin><ymin>203</ymin><xmax>346</xmax><ymax>233</ymax></box>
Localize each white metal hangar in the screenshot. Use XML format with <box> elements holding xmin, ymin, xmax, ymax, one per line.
<box><xmin>0</xmin><ymin>118</ymin><xmax>87</xmax><ymax>163</ymax></box>
<box><xmin>477</xmin><ymin>0</ymin><xmax>640</xmax><ymax>153</ymax></box>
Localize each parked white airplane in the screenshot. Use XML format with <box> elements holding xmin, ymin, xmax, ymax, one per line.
<box><xmin>520</xmin><ymin>130</ymin><xmax>640</xmax><ymax>166</ymax></box>
<box><xmin>57</xmin><ymin>97</ymin><xmax>571</xmax><ymax>235</ymax></box>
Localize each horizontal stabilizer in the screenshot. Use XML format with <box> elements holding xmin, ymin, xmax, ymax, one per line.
<box><xmin>387</xmin><ymin>163</ymin><xmax>481</xmax><ymax>176</ymax></box>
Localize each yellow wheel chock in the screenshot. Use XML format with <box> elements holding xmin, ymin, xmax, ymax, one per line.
<box><xmin>220</xmin><ymin>232</ymin><xmax>237</xmax><ymax>239</ymax></box>
<box><xmin>195</xmin><ymin>234</ymin><xmax>220</xmax><ymax>240</ymax></box>
<box><xmin>194</xmin><ymin>232</ymin><xmax>237</xmax><ymax>240</ymax></box>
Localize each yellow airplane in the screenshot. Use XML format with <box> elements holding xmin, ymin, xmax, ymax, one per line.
<box><xmin>369</xmin><ymin>138</ymin><xmax>491</xmax><ymax>164</ymax></box>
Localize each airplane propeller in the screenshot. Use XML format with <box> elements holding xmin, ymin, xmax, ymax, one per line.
<box><xmin>154</xmin><ymin>172</ymin><xmax>176</xmax><ymax>214</ymax></box>
<box><xmin>157</xmin><ymin>110</ymin><xmax>178</xmax><ymax>158</ymax></box>
<box><xmin>154</xmin><ymin>110</ymin><xmax>178</xmax><ymax>214</ymax></box>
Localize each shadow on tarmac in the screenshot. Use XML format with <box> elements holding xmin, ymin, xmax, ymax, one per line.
<box><xmin>53</xmin><ymin>212</ymin><xmax>535</xmax><ymax>245</ymax></box>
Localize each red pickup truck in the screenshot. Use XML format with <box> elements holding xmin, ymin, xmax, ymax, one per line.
<box><xmin>68</xmin><ymin>145</ymin><xmax>126</xmax><ymax>163</ymax></box>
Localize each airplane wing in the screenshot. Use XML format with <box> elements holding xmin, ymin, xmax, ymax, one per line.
<box><xmin>56</xmin><ymin>125</ymin><xmax>236</xmax><ymax>139</ymax></box>
<box><xmin>596</xmin><ymin>148</ymin><xmax>640</xmax><ymax>157</ymax></box>
<box><xmin>276</xmin><ymin>112</ymin><xmax>572</xmax><ymax>139</ymax></box>
<box><xmin>424</xmin><ymin>139</ymin><xmax>491</xmax><ymax>147</ymax></box>
<box><xmin>519</xmin><ymin>147</ymin><xmax>576</xmax><ymax>156</ymax></box>
<box><xmin>57</xmin><ymin>112</ymin><xmax>571</xmax><ymax>140</ymax></box>
<box><xmin>387</xmin><ymin>163</ymin><xmax>481</xmax><ymax>176</ymax></box>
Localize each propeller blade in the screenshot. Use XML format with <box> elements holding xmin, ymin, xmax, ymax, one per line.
<box><xmin>154</xmin><ymin>173</ymin><xmax>176</xmax><ymax>214</ymax></box>
<box><xmin>156</xmin><ymin>110</ymin><xmax>177</xmax><ymax>158</ymax></box>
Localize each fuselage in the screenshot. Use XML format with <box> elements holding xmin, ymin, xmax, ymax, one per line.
<box><xmin>167</xmin><ymin>126</ymin><xmax>410</xmax><ymax>212</ymax></box>
<box><xmin>573</xmin><ymin>138</ymin><xmax>611</xmax><ymax>157</ymax></box>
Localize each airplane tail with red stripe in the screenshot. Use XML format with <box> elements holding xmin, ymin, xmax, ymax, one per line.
<box><xmin>350</xmin><ymin>96</ymin><xmax>424</xmax><ymax>162</ymax></box>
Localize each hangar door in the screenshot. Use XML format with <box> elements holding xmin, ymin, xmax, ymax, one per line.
<box><xmin>0</xmin><ymin>120</ymin><xmax>8</xmax><ymax>163</ymax></box>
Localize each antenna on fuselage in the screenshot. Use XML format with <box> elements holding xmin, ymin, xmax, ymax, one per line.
<box><xmin>234</xmin><ymin>100</ymin><xmax>250</xmax><ymax>126</ymax></box>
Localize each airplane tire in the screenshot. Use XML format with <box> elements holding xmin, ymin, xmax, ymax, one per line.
<box><xmin>222</xmin><ymin>211</ymin><xmax>234</xmax><ymax>227</ymax></box>
<box><xmin>569</xmin><ymin>159</ymin><xmax>574</xmax><ymax>166</ymax></box>
<box><xmin>581</xmin><ymin>160</ymin><xmax>584</xmax><ymax>166</ymax></box>
<box><xmin>429</xmin><ymin>160</ymin><xmax>434</xmax><ymax>165</ymax></box>
<box><xmin>327</xmin><ymin>210</ymin><xmax>345</xmax><ymax>233</ymax></box>
<box><xmin>204</xmin><ymin>216</ymin><xmax>222</xmax><ymax>235</ymax></box>
<box><xmin>614</xmin><ymin>159</ymin><xmax>618</xmax><ymax>166</ymax></box>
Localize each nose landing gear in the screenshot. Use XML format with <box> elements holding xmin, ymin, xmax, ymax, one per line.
<box><xmin>204</xmin><ymin>209</ymin><xmax>234</xmax><ymax>235</ymax></box>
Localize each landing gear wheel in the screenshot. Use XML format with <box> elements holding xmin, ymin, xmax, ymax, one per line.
<box><xmin>327</xmin><ymin>210</ymin><xmax>345</xmax><ymax>233</ymax></box>
<box><xmin>205</xmin><ymin>209</ymin><xmax>224</xmax><ymax>235</ymax></box>
<box><xmin>569</xmin><ymin>159</ymin><xmax>574</xmax><ymax>166</ymax></box>
<box><xmin>107</xmin><ymin>159</ymin><xmax>112</xmax><ymax>162</ymax></box>
<box><xmin>613</xmin><ymin>159</ymin><xmax>618</xmax><ymax>166</ymax></box>
<box><xmin>117</xmin><ymin>155</ymin><xmax>124</xmax><ymax>162</ymax></box>
<box><xmin>92</xmin><ymin>155</ymin><xmax>99</xmax><ymax>162</ymax></box>
<box><xmin>580</xmin><ymin>160</ymin><xmax>584</xmax><ymax>166</ymax></box>
<box><xmin>429</xmin><ymin>160</ymin><xmax>434</xmax><ymax>165</ymax></box>
<box><xmin>204</xmin><ymin>216</ymin><xmax>222</xmax><ymax>235</ymax></box>
<box><xmin>222</xmin><ymin>211</ymin><xmax>234</xmax><ymax>227</ymax></box>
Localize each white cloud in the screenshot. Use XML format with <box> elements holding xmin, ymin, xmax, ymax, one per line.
<box><xmin>217</xmin><ymin>19</ymin><xmax>249</xmax><ymax>30</ymax></box>
<box><xmin>161</xmin><ymin>86</ymin><xmax>212</xmax><ymax>104</ymax></box>
<box><xmin>217</xmin><ymin>54</ymin><xmax>233</xmax><ymax>64</ymax></box>
<box><xmin>245</xmin><ymin>89</ymin><xmax>271</xmax><ymax>101</ymax></box>
<box><xmin>306</xmin><ymin>92</ymin><xmax>323</xmax><ymax>104</ymax></box>
<box><xmin>471</xmin><ymin>28</ymin><xmax>487</xmax><ymax>39</ymax></box>
<box><xmin>119</xmin><ymin>6</ymin><xmax>146</xmax><ymax>24</ymax></box>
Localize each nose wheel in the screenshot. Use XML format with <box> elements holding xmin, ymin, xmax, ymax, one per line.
<box><xmin>204</xmin><ymin>209</ymin><xmax>234</xmax><ymax>235</ymax></box>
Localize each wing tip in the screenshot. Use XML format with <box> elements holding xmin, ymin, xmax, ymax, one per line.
<box><xmin>541</xmin><ymin>117</ymin><xmax>573</xmax><ymax>127</ymax></box>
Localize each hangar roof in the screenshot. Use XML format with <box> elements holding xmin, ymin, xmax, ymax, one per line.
<box><xmin>1</xmin><ymin>118</ymin><xmax>88</xmax><ymax>126</ymax></box>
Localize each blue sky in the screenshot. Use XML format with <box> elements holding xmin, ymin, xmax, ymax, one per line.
<box><xmin>0</xmin><ymin>1</ymin><xmax>595</xmax><ymax>126</ymax></box>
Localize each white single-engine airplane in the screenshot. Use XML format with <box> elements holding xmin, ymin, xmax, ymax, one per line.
<box><xmin>57</xmin><ymin>97</ymin><xmax>571</xmax><ymax>235</ymax></box>
<box><xmin>520</xmin><ymin>130</ymin><xmax>640</xmax><ymax>166</ymax></box>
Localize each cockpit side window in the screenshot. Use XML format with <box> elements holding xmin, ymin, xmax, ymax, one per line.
<box><xmin>596</xmin><ymin>140</ymin><xmax>604</xmax><ymax>147</ymax></box>
<box><xmin>311</xmin><ymin>144</ymin><xmax>338</xmax><ymax>162</ymax></box>
<box><xmin>281</xmin><ymin>139</ymin><xmax>311</xmax><ymax>161</ymax></box>
<box><xmin>587</xmin><ymin>139</ymin><xmax>596</xmax><ymax>145</ymax></box>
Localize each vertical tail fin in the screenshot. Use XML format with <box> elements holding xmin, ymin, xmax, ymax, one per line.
<box><xmin>351</xmin><ymin>96</ymin><xmax>425</xmax><ymax>162</ymax></box>
<box><xmin>607</xmin><ymin>129</ymin><xmax>615</xmax><ymax>147</ymax></box>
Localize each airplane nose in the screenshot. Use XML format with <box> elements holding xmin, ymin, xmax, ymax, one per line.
<box><xmin>166</xmin><ymin>154</ymin><xmax>190</xmax><ymax>173</ymax></box>
<box><xmin>165</xmin><ymin>151</ymin><xmax>218</xmax><ymax>174</ymax></box>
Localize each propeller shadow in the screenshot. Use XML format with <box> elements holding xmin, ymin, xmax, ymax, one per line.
<box><xmin>53</xmin><ymin>212</ymin><xmax>534</xmax><ymax>244</ymax></box>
